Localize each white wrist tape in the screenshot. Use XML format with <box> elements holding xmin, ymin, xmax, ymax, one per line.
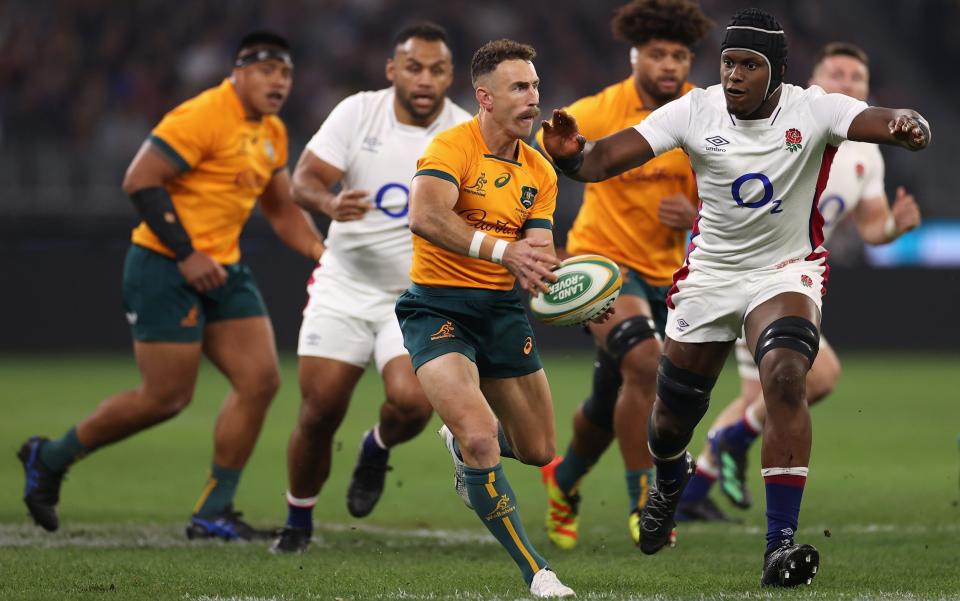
<box><xmin>468</xmin><ymin>231</ymin><xmax>487</xmax><ymax>258</ymax></box>
<box><xmin>491</xmin><ymin>239</ymin><xmax>508</xmax><ymax>264</ymax></box>
<box><xmin>883</xmin><ymin>214</ymin><xmax>897</xmax><ymax>239</ymax></box>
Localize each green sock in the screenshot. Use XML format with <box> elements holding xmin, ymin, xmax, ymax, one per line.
<box><xmin>554</xmin><ymin>445</ymin><xmax>598</xmax><ymax>495</ymax></box>
<box><xmin>626</xmin><ymin>468</ymin><xmax>655</xmax><ymax>513</ymax></box>
<box><xmin>193</xmin><ymin>464</ymin><xmax>241</xmax><ymax>518</ymax></box>
<box><xmin>464</xmin><ymin>464</ymin><xmax>546</xmax><ymax>585</ymax></box>
<box><xmin>39</xmin><ymin>426</ymin><xmax>88</xmax><ymax>472</ymax></box>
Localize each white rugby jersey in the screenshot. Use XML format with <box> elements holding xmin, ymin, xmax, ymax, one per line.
<box><xmin>817</xmin><ymin>141</ymin><xmax>885</xmax><ymax>242</ymax></box>
<box><xmin>636</xmin><ymin>84</ymin><xmax>868</xmax><ymax>272</ymax></box>
<box><xmin>306</xmin><ymin>88</ymin><xmax>472</xmax><ymax>291</ymax></box>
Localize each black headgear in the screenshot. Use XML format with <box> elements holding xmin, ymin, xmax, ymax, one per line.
<box><xmin>720</xmin><ymin>8</ymin><xmax>787</xmax><ymax>99</ymax></box>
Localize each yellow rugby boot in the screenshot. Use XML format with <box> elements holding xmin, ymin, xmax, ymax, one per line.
<box><xmin>541</xmin><ymin>456</ymin><xmax>580</xmax><ymax>550</ymax></box>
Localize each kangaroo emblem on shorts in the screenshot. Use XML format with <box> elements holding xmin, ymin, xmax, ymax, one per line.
<box><xmin>430</xmin><ymin>321</ymin><xmax>455</xmax><ymax>341</ymax></box>
<box><xmin>180</xmin><ymin>305</ymin><xmax>199</xmax><ymax>328</ymax></box>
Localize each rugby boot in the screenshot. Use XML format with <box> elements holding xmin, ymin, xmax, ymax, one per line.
<box><xmin>18</xmin><ymin>436</ymin><xmax>65</xmax><ymax>532</ymax></box>
<box><xmin>269</xmin><ymin>526</ymin><xmax>312</xmax><ymax>554</ymax></box>
<box><xmin>346</xmin><ymin>430</ymin><xmax>392</xmax><ymax>518</ymax></box>
<box><xmin>761</xmin><ymin>541</ymin><xmax>820</xmax><ymax>587</ymax></box>
<box><xmin>186</xmin><ymin>505</ymin><xmax>275</xmax><ymax>541</ymax></box>
<box><xmin>714</xmin><ymin>431</ymin><xmax>753</xmax><ymax>509</ymax></box>
<box><xmin>638</xmin><ymin>453</ymin><xmax>692</xmax><ymax>555</ymax></box>
<box><xmin>540</xmin><ymin>456</ymin><xmax>580</xmax><ymax>550</ymax></box>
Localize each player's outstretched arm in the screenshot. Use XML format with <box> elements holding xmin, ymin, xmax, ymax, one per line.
<box><xmin>261</xmin><ymin>168</ymin><xmax>325</xmax><ymax>261</ymax></box>
<box><xmin>291</xmin><ymin>149</ymin><xmax>371</xmax><ymax>222</ymax></box>
<box><xmin>541</xmin><ymin>109</ymin><xmax>655</xmax><ymax>182</ymax></box>
<box><xmin>123</xmin><ymin>140</ymin><xmax>227</xmax><ymax>292</ymax></box>
<box><xmin>408</xmin><ymin>175</ymin><xmax>560</xmax><ymax>293</ymax></box>
<box><xmin>847</xmin><ymin>108</ymin><xmax>931</xmax><ymax>151</ymax></box>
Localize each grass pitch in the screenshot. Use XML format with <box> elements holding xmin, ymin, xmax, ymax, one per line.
<box><xmin>1</xmin><ymin>352</ymin><xmax>958</xmax><ymax>600</ymax></box>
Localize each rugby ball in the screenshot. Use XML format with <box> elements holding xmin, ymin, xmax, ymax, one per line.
<box><xmin>530</xmin><ymin>254</ymin><xmax>622</xmax><ymax>326</ymax></box>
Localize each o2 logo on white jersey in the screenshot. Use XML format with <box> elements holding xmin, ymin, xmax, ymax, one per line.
<box><xmin>731</xmin><ymin>172</ymin><xmax>783</xmax><ymax>214</ymax></box>
<box><xmin>375</xmin><ymin>182</ymin><xmax>409</xmax><ymax>219</ymax></box>
<box><xmin>818</xmin><ymin>194</ymin><xmax>846</xmax><ymax>226</ymax></box>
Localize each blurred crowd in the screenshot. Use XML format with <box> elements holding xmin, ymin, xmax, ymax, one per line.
<box><xmin>1</xmin><ymin>0</ymin><xmax>956</xmax><ymax>222</ymax></box>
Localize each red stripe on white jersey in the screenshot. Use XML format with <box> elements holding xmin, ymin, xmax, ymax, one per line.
<box><xmin>666</xmin><ymin>207</ymin><xmax>702</xmax><ymax>310</ymax></box>
<box><xmin>807</xmin><ymin>144</ymin><xmax>838</xmax><ymax>296</ymax></box>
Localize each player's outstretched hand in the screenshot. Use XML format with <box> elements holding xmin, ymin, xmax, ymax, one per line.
<box><xmin>325</xmin><ymin>189</ymin><xmax>371</xmax><ymax>221</ymax></box>
<box><xmin>541</xmin><ymin>109</ymin><xmax>586</xmax><ymax>159</ymax></box>
<box><xmin>891</xmin><ymin>186</ymin><xmax>921</xmax><ymax>235</ymax></box>
<box><xmin>502</xmin><ymin>238</ymin><xmax>561</xmax><ymax>294</ymax></box>
<box><xmin>889</xmin><ymin>115</ymin><xmax>930</xmax><ymax>150</ymax></box>
<box><xmin>658</xmin><ymin>192</ymin><xmax>697</xmax><ymax>230</ymax></box>
<box><xmin>179</xmin><ymin>251</ymin><xmax>227</xmax><ymax>293</ymax></box>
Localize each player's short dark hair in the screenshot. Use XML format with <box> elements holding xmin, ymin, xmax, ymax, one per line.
<box><xmin>611</xmin><ymin>0</ymin><xmax>714</xmax><ymax>48</ymax></box>
<box><xmin>392</xmin><ymin>22</ymin><xmax>449</xmax><ymax>50</ymax></box>
<box><xmin>235</xmin><ymin>31</ymin><xmax>290</xmax><ymax>59</ymax></box>
<box><xmin>470</xmin><ymin>39</ymin><xmax>536</xmax><ymax>87</ymax></box>
<box><xmin>814</xmin><ymin>42</ymin><xmax>869</xmax><ymax>68</ymax></box>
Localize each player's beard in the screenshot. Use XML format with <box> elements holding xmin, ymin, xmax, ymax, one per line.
<box><xmin>639</xmin><ymin>73</ymin><xmax>683</xmax><ymax>106</ymax></box>
<box><xmin>396</xmin><ymin>89</ymin><xmax>441</xmax><ymax>126</ymax></box>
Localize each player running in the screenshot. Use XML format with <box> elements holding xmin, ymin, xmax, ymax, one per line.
<box><xmin>398</xmin><ymin>39</ymin><xmax>579</xmax><ymax>597</ymax></box>
<box><xmin>542</xmin><ymin>8</ymin><xmax>930</xmax><ymax>586</ymax></box>
<box><xmin>271</xmin><ymin>23</ymin><xmax>471</xmax><ymax>554</ymax></box>
<box><xmin>680</xmin><ymin>41</ymin><xmax>923</xmax><ymax>519</ymax></box>
<box><xmin>18</xmin><ymin>32</ymin><xmax>324</xmax><ymax>539</ymax></box>
<box><xmin>533</xmin><ymin>0</ymin><xmax>713</xmax><ymax>550</ymax></box>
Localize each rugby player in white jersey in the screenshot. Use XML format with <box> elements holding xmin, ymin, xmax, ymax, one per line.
<box><xmin>271</xmin><ymin>22</ymin><xmax>471</xmax><ymax>553</ymax></box>
<box><xmin>679</xmin><ymin>41</ymin><xmax>922</xmax><ymax>520</ymax></box>
<box><xmin>541</xmin><ymin>8</ymin><xmax>930</xmax><ymax>586</ymax></box>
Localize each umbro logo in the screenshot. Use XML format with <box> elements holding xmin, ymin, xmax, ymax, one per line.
<box><xmin>705</xmin><ymin>135</ymin><xmax>729</xmax><ymax>153</ymax></box>
<box><xmin>676</xmin><ymin>318</ymin><xmax>690</xmax><ymax>331</ymax></box>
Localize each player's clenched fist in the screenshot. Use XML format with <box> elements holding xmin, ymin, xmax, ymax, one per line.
<box><xmin>178</xmin><ymin>251</ymin><xmax>228</xmax><ymax>292</ymax></box>
<box><xmin>541</xmin><ymin>109</ymin><xmax>587</xmax><ymax>159</ymax></box>
<box><xmin>889</xmin><ymin>115</ymin><xmax>930</xmax><ymax>150</ymax></box>
<box><xmin>323</xmin><ymin>188</ymin><xmax>372</xmax><ymax>221</ymax></box>
<box><xmin>501</xmin><ymin>238</ymin><xmax>561</xmax><ymax>294</ymax></box>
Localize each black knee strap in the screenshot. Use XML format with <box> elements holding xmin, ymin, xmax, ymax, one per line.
<box><xmin>581</xmin><ymin>349</ymin><xmax>621</xmax><ymax>432</ymax></box>
<box><xmin>606</xmin><ymin>316</ymin><xmax>658</xmax><ymax>365</ymax></box>
<box><xmin>754</xmin><ymin>316</ymin><xmax>820</xmax><ymax>368</ymax></box>
<box><xmin>656</xmin><ymin>356</ymin><xmax>716</xmax><ymax>421</ymax></box>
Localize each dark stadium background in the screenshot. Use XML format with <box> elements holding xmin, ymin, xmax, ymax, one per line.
<box><xmin>2</xmin><ymin>0</ymin><xmax>957</xmax><ymax>351</ymax></box>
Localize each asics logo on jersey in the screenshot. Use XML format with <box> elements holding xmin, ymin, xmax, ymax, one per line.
<box><xmin>430</xmin><ymin>321</ymin><xmax>455</xmax><ymax>341</ymax></box>
<box><xmin>494</xmin><ymin>172</ymin><xmax>511</xmax><ymax>188</ymax></box>
<box><xmin>463</xmin><ymin>173</ymin><xmax>487</xmax><ymax>196</ymax></box>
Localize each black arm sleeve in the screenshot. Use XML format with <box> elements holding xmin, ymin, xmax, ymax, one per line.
<box><xmin>129</xmin><ymin>187</ymin><xmax>194</xmax><ymax>261</ymax></box>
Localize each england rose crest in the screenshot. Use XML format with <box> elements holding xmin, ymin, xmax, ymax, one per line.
<box><xmin>785</xmin><ymin>128</ymin><xmax>803</xmax><ymax>152</ymax></box>
<box><xmin>800</xmin><ymin>274</ymin><xmax>813</xmax><ymax>288</ymax></box>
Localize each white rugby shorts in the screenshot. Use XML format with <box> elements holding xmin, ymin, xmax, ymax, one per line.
<box><xmin>297</xmin><ymin>266</ymin><xmax>407</xmax><ymax>372</ymax></box>
<box><xmin>664</xmin><ymin>258</ymin><xmax>826</xmax><ymax>344</ymax></box>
